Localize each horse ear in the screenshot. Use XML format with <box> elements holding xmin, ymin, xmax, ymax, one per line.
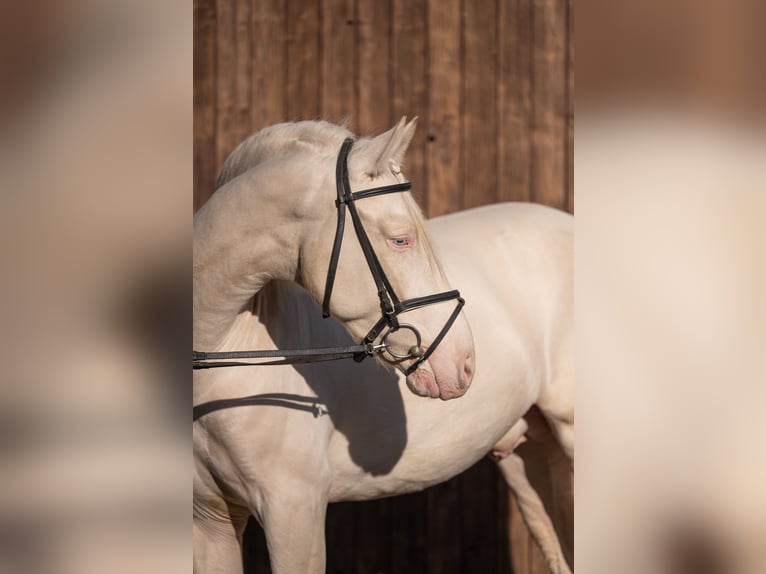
<box><xmin>350</xmin><ymin>116</ymin><xmax>418</xmax><ymax>177</ymax></box>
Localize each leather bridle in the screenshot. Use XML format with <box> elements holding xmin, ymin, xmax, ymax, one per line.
<box><xmin>193</xmin><ymin>138</ymin><xmax>465</xmax><ymax>375</ymax></box>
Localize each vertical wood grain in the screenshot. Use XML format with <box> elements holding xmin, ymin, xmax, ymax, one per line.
<box><xmin>251</xmin><ymin>0</ymin><xmax>287</xmax><ymax>131</ymax></box>
<box><xmin>215</xmin><ymin>0</ymin><xmax>251</xmax><ymax>173</ymax></box>
<box><xmin>321</xmin><ymin>0</ymin><xmax>356</xmax><ymax>124</ymax></box>
<box><xmin>426</xmin><ymin>479</ymin><xmax>462</xmax><ymax>574</ymax></box>
<box><xmin>426</xmin><ymin>0</ymin><xmax>462</xmax><ymax>217</ymax></box>
<box><xmin>390</xmin><ymin>492</ymin><xmax>427</xmax><ymax>573</ymax></box>
<box><xmin>194</xmin><ymin>0</ymin><xmax>217</xmax><ymax>210</ymax></box>
<box><xmin>459</xmin><ymin>459</ymin><xmax>498</xmax><ymax>573</ymax></box>
<box><xmin>357</xmin><ymin>0</ymin><xmax>391</xmax><ymax>135</ymax></box>
<box><xmin>286</xmin><ymin>0</ymin><xmax>320</xmax><ymax>119</ymax></box>
<box><xmin>354</xmin><ymin>499</ymin><xmax>393</xmax><ymax>573</ymax></box>
<box><xmin>497</xmin><ymin>0</ymin><xmax>534</xmax><ymax>203</ymax></box>
<box><xmin>214</xmin><ymin>0</ymin><xmax>233</xmax><ymax>172</ymax></box>
<box><xmin>234</xmin><ymin>0</ymin><xmax>252</xmax><ymax>136</ymax></box>
<box><xmin>391</xmin><ymin>0</ymin><xmax>428</xmax><ymax>210</ymax></box>
<box><xmin>326</xmin><ymin>501</ymin><xmax>355</xmax><ymax>573</ymax></box>
<box><xmin>462</xmin><ymin>0</ymin><xmax>498</xmax><ymax>209</ymax></box>
<box><xmin>531</xmin><ymin>0</ymin><xmax>567</xmax><ymax>210</ymax></box>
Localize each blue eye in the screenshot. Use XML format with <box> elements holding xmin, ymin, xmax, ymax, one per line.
<box><xmin>391</xmin><ymin>237</ymin><xmax>410</xmax><ymax>248</ymax></box>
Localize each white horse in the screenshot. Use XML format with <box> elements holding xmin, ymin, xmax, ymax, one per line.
<box><xmin>194</xmin><ymin>120</ymin><xmax>573</xmax><ymax>573</ymax></box>
<box><xmin>194</xmin><ymin>118</ymin><xmax>476</xmax><ymax>571</ymax></box>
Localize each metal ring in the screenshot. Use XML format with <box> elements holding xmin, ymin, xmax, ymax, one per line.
<box><xmin>382</xmin><ymin>323</ymin><xmax>423</xmax><ymax>360</ymax></box>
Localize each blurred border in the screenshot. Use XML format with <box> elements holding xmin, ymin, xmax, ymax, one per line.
<box><xmin>1</xmin><ymin>1</ymin><xmax>190</xmax><ymax>573</ymax></box>
<box><xmin>577</xmin><ymin>1</ymin><xmax>766</xmax><ymax>573</ymax></box>
<box><xmin>1</xmin><ymin>0</ymin><xmax>765</xmax><ymax>572</ymax></box>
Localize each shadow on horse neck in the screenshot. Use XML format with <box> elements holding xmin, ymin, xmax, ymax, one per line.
<box><xmin>194</xmin><ymin>279</ymin><xmax>410</xmax><ymax>476</ymax></box>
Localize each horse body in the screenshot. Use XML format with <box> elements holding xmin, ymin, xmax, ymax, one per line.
<box><xmin>194</xmin><ymin>119</ymin><xmax>477</xmax><ymax>573</ymax></box>
<box><xmin>194</xmin><ymin>203</ymin><xmax>572</xmax><ymax>572</ymax></box>
<box><xmin>326</xmin><ymin>202</ymin><xmax>572</xmax><ymax>502</ymax></box>
<box><xmin>193</xmin><ymin>120</ymin><xmax>572</xmax><ymax>574</ymax></box>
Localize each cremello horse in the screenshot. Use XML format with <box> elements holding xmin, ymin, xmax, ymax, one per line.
<box><xmin>194</xmin><ymin>119</ymin><xmax>573</xmax><ymax>573</ymax></box>
<box><xmin>194</xmin><ymin>119</ymin><xmax>476</xmax><ymax>572</ymax></box>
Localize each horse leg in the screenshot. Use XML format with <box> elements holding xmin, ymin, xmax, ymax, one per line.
<box><xmin>193</xmin><ymin>501</ymin><xmax>249</xmax><ymax>574</ymax></box>
<box><xmin>492</xmin><ymin>409</ymin><xmax>574</xmax><ymax>573</ymax></box>
<box><xmin>541</xmin><ymin>407</ymin><xmax>574</xmax><ymax>462</ymax></box>
<box><xmin>257</xmin><ymin>489</ymin><xmax>329</xmax><ymax>574</ymax></box>
<box><xmin>496</xmin><ymin>452</ymin><xmax>573</xmax><ymax>574</ymax></box>
<box><xmin>537</xmin><ymin>347</ymin><xmax>574</xmax><ymax>462</ymax></box>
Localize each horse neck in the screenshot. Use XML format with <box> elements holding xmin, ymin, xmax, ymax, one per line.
<box><xmin>212</xmin><ymin>284</ymin><xmax>281</xmax><ymax>353</ymax></box>
<box><xmin>193</xmin><ymin>169</ymin><xmax>305</xmax><ymax>350</ymax></box>
<box><xmin>215</xmin><ymin>280</ymin><xmax>332</xmax><ymax>354</ymax></box>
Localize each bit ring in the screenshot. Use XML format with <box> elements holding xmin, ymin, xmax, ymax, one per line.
<box><xmin>382</xmin><ymin>323</ymin><xmax>423</xmax><ymax>360</ymax></box>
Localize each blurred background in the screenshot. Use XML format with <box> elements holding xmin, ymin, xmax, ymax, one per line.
<box><xmin>193</xmin><ymin>0</ymin><xmax>573</xmax><ymax>572</ymax></box>
<box><xmin>1</xmin><ymin>0</ymin><xmax>764</xmax><ymax>572</ymax></box>
<box><xmin>0</xmin><ymin>0</ymin><xmax>190</xmax><ymax>573</ymax></box>
<box><xmin>577</xmin><ymin>1</ymin><xmax>766</xmax><ymax>573</ymax></box>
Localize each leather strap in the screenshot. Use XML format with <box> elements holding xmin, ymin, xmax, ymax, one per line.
<box><xmin>403</xmin><ymin>296</ymin><xmax>464</xmax><ymax>375</ymax></box>
<box><xmin>193</xmin><ymin>345</ymin><xmax>373</xmax><ymax>369</ymax></box>
<box><xmin>321</xmin><ymin>138</ymin><xmax>353</xmax><ymax>318</ymax></box>
<box><xmin>193</xmin><ymin>137</ymin><xmax>466</xmax><ymax>374</ymax></box>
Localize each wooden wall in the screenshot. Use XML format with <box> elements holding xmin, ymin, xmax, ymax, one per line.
<box><xmin>194</xmin><ymin>0</ymin><xmax>573</xmax><ymax>215</ymax></box>
<box><xmin>194</xmin><ymin>0</ymin><xmax>573</xmax><ymax>572</ymax></box>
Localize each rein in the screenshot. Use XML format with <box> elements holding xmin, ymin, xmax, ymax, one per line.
<box><xmin>193</xmin><ymin>138</ymin><xmax>464</xmax><ymax>375</ymax></box>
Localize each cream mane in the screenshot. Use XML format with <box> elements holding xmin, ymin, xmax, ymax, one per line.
<box><xmin>216</xmin><ymin>120</ymin><xmax>353</xmax><ymax>189</ymax></box>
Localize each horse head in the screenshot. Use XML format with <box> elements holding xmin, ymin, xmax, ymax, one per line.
<box><xmin>217</xmin><ymin>118</ymin><xmax>476</xmax><ymax>400</ymax></box>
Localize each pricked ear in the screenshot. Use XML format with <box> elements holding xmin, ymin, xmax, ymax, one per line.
<box><xmin>350</xmin><ymin>116</ymin><xmax>418</xmax><ymax>178</ymax></box>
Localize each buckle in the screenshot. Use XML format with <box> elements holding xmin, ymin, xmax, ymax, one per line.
<box><xmin>365</xmin><ymin>341</ymin><xmax>387</xmax><ymax>355</ymax></box>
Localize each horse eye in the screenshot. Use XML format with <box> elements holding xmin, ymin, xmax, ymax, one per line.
<box><xmin>391</xmin><ymin>237</ymin><xmax>410</xmax><ymax>248</ymax></box>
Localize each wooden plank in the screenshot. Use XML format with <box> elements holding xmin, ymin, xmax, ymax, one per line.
<box><xmin>326</xmin><ymin>501</ymin><xmax>355</xmax><ymax>574</ymax></box>
<box><xmin>391</xmin><ymin>491</ymin><xmax>427</xmax><ymax>573</ymax></box>
<box><xmin>286</xmin><ymin>0</ymin><xmax>320</xmax><ymax>120</ymax></box>
<box><xmin>357</xmin><ymin>0</ymin><xmax>391</xmax><ymax>135</ymax></box>
<box><xmin>565</xmin><ymin>0</ymin><xmax>574</xmax><ymax>214</ymax></box>
<box><xmin>234</xmin><ymin>0</ymin><xmax>252</xmax><ymax>138</ymax></box>
<box><xmin>426</xmin><ymin>479</ymin><xmax>462</xmax><ymax>574</ymax></box>
<box><xmin>462</xmin><ymin>0</ymin><xmax>498</xmax><ymax>210</ymax></box>
<box><xmin>214</xmin><ymin>0</ymin><xmax>233</xmax><ymax>174</ymax></box>
<box><xmin>497</xmin><ymin>0</ymin><xmax>533</xmax><ymax>203</ymax></box>
<box><xmin>531</xmin><ymin>0</ymin><xmax>567</xmax><ymax>210</ymax></box>
<box><xmin>321</xmin><ymin>0</ymin><xmax>357</xmax><ymax>125</ymax></box>
<box><xmin>215</xmin><ymin>0</ymin><xmax>252</xmax><ymax>173</ymax></box>
<box><xmin>459</xmin><ymin>459</ymin><xmax>498</xmax><ymax>573</ymax></box>
<box><xmin>498</xmin><ymin>0</ymin><xmax>533</xmax><ymax>205</ymax></box>
<box><xmin>426</xmin><ymin>0</ymin><xmax>462</xmax><ymax>217</ymax></box>
<box><xmin>251</xmin><ymin>0</ymin><xmax>287</xmax><ymax>131</ymax></box>
<box><xmin>391</xmin><ymin>0</ymin><xmax>428</xmax><ymax>211</ymax></box>
<box><xmin>354</xmin><ymin>499</ymin><xmax>392</xmax><ymax>574</ymax></box>
<box><xmin>194</xmin><ymin>0</ymin><xmax>217</xmax><ymax>210</ymax></box>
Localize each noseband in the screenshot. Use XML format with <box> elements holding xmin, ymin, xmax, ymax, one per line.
<box><xmin>193</xmin><ymin>138</ymin><xmax>465</xmax><ymax>375</ymax></box>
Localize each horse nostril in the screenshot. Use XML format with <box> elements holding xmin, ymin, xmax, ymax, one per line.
<box><xmin>462</xmin><ymin>354</ymin><xmax>475</xmax><ymax>387</ymax></box>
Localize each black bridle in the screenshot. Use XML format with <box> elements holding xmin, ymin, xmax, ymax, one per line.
<box><xmin>193</xmin><ymin>138</ymin><xmax>465</xmax><ymax>375</ymax></box>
